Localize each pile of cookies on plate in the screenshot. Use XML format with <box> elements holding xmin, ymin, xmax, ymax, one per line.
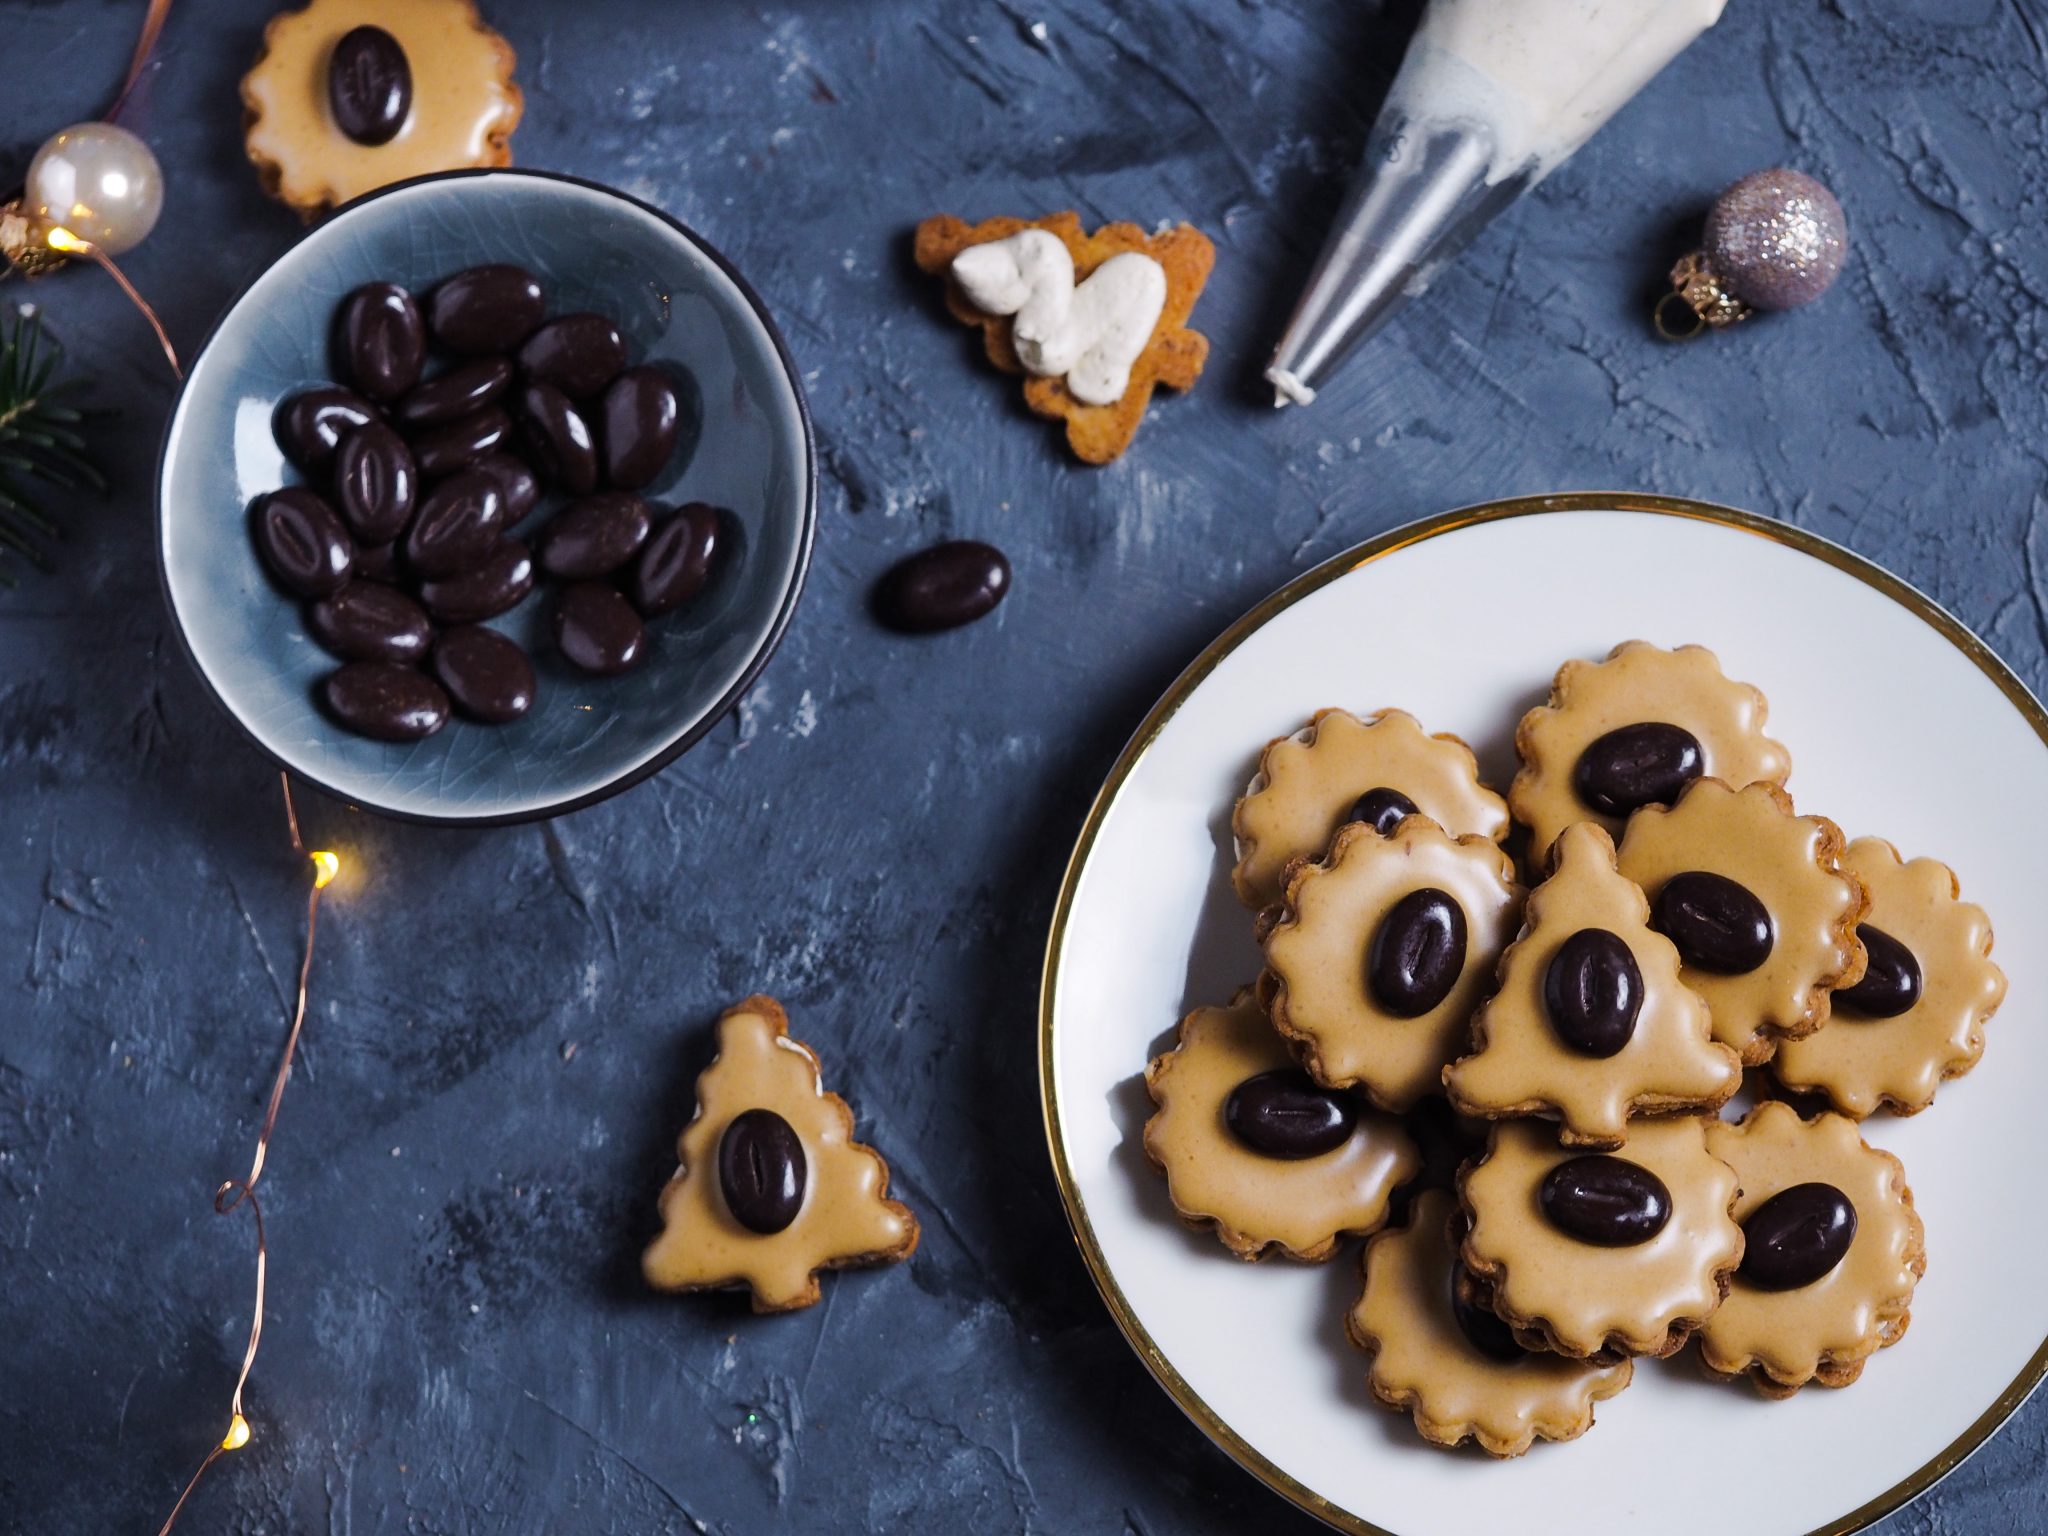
<box><xmin>1144</xmin><ymin>642</ymin><xmax>2006</xmax><ymax>1455</ymax></box>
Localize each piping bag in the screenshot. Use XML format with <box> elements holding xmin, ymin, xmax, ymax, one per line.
<box><xmin>1267</xmin><ymin>0</ymin><xmax>1728</xmax><ymax>408</ymax></box>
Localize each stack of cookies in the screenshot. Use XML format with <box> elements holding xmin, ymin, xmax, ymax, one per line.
<box><xmin>1144</xmin><ymin>642</ymin><xmax>2006</xmax><ymax>1455</ymax></box>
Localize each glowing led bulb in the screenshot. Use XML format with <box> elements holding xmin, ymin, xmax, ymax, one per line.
<box><xmin>310</xmin><ymin>851</ymin><xmax>340</xmax><ymax>889</ymax></box>
<box><xmin>221</xmin><ymin>1413</ymin><xmax>250</xmax><ymax>1452</ymax></box>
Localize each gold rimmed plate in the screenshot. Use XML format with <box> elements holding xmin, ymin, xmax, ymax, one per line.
<box><xmin>1039</xmin><ymin>495</ymin><xmax>2048</xmax><ymax>1536</ymax></box>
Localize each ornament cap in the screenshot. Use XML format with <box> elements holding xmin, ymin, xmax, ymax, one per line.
<box><xmin>0</xmin><ymin>200</ymin><xmax>70</xmax><ymax>280</ymax></box>
<box><xmin>1655</xmin><ymin>252</ymin><xmax>1752</xmax><ymax>341</ymax></box>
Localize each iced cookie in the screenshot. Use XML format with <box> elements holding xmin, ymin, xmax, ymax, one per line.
<box><xmin>912</xmin><ymin>211</ymin><xmax>1212</xmax><ymax>464</ymax></box>
<box><xmin>1263</xmin><ymin>816</ymin><xmax>1522</xmax><ymax>1113</ymax></box>
<box><xmin>1446</xmin><ymin>823</ymin><xmax>1741</xmax><ymax>1146</ymax></box>
<box><xmin>1348</xmin><ymin>1189</ymin><xmax>1633</xmax><ymax>1456</ymax></box>
<box><xmin>1143</xmin><ymin>990</ymin><xmax>1419</xmax><ymax>1261</ymax></box>
<box><xmin>1460</xmin><ymin>1116</ymin><xmax>1743</xmax><ymax>1359</ymax></box>
<box><xmin>243</xmin><ymin>0</ymin><xmax>522</xmax><ymax>220</ymax></box>
<box><xmin>1616</xmin><ymin>778</ymin><xmax>1867</xmax><ymax>1066</ymax></box>
<box><xmin>1511</xmin><ymin>642</ymin><xmax>1790</xmax><ymax>862</ymax></box>
<box><xmin>1772</xmin><ymin>838</ymin><xmax>2005</xmax><ymax>1116</ymax></box>
<box><xmin>1699</xmin><ymin>1102</ymin><xmax>1924</xmax><ymax>1396</ymax></box>
<box><xmin>642</xmin><ymin>996</ymin><xmax>919</xmax><ymax>1313</ymax></box>
<box><xmin>1230</xmin><ymin>708</ymin><xmax>1511</xmax><ymax>911</ymax></box>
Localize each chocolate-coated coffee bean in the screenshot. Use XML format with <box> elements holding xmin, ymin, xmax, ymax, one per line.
<box><xmin>252</xmin><ymin>487</ymin><xmax>354</xmax><ymax>598</ymax></box>
<box><xmin>332</xmin><ymin>421</ymin><xmax>417</xmax><ymax>543</ymax></box>
<box><xmin>598</xmin><ymin>366</ymin><xmax>680</xmax><ymax>489</ymax></box>
<box><xmin>1367</xmin><ymin>888</ymin><xmax>1467</xmax><ymax>1017</ymax></box>
<box><xmin>1572</xmin><ymin>722</ymin><xmax>1705</xmax><ymax>817</ymax></box>
<box><xmin>1223</xmin><ymin>1069</ymin><xmax>1357</xmax><ymax>1159</ymax></box>
<box><xmin>403</xmin><ymin>469</ymin><xmax>505</xmax><ymax>579</ymax></box>
<box><xmin>274</xmin><ymin>387</ymin><xmax>378</xmax><ymax>475</ymax></box>
<box><xmin>418</xmin><ymin>538</ymin><xmax>533</xmax><ymax>624</ymax></box>
<box><xmin>553</xmin><ymin>581</ymin><xmax>645</xmax><ymax>674</ymax></box>
<box><xmin>307</xmin><ymin>582</ymin><xmax>432</xmax><ymax>665</ymax></box>
<box><xmin>1652</xmin><ymin>871</ymin><xmax>1774</xmax><ymax>974</ymax></box>
<box><xmin>428</xmin><ymin>264</ymin><xmax>545</xmax><ymax>355</ymax></box>
<box><xmin>1542</xmin><ymin>928</ymin><xmax>1644</xmax><ymax>1057</ymax></box>
<box><xmin>632</xmin><ymin>503</ymin><xmax>722</xmax><ymax>616</ymax></box>
<box><xmin>1348</xmin><ymin>786</ymin><xmax>1418</xmax><ymax>837</ymax></box>
<box><xmin>1739</xmin><ymin>1182</ymin><xmax>1858</xmax><ymax>1290</ymax></box>
<box><xmin>1833</xmin><ymin>925</ymin><xmax>1922</xmax><ymax>1019</ymax></box>
<box><xmin>392</xmin><ymin>356</ymin><xmax>514</xmax><ymax>428</ymax></box>
<box><xmin>537</xmin><ymin>492</ymin><xmax>651</xmax><ymax>580</ymax></box>
<box><xmin>1450</xmin><ymin>1264</ymin><xmax>1524</xmax><ymax>1362</ymax></box>
<box><xmin>322</xmin><ymin>662</ymin><xmax>448</xmax><ymax>742</ymax></box>
<box><xmin>518</xmin><ymin>312</ymin><xmax>627</xmax><ymax>399</ymax></box>
<box><xmin>332</xmin><ymin>281</ymin><xmax>425</xmax><ymax>400</ymax></box>
<box><xmin>470</xmin><ymin>450</ymin><xmax>540</xmax><ymax>523</ymax></box>
<box><xmin>513</xmin><ymin>382</ymin><xmax>598</xmax><ymax>494</ymax></box>
<box><xmin>431</xmin><ymin>626</ymin><xmax>535</xmax><ymax>724</ymax></box>
<box><xmin>1539</xmin><ymin>1155</ymin><xmax>1672</xmax><ymax>1246</ymax></box>
<box><xmin>410</xmin><ymin>405</ymin><xmax>511</xmax><ymax>480</ymax></box>
<box><xmin>355</xmin><ymin>540</ymin><xmax>401</xmax><ymax>584</ymax></box>
<box><xmin>717</xmin><ymin>1107</ymin><xmax>807</xmax><ymax>1234</ymax></box>
<box><xmin>328</xmin><ymin>25</ymin><xmax>411</xmax><ymax>146</ymax></box>
<box><xmin>874</xmin><ymin>540</ymin><xmax>1010</xmax><ymax>633</ymax></box>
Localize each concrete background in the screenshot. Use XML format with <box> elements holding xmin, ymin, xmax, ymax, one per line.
<box><xmin>4</xmin><ymin>0</ymin><xmax>2046</xmax><ymax>1530</ymax></box>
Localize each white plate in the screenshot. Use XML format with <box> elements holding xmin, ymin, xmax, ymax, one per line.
<box><xmin>1039</xmin><ymin>497</ymin><xmax>2048</xmax><ymax>1536</ymax></box>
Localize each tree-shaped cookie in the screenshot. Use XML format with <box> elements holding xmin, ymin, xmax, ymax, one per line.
<box><xmin>642</xmin><ymin>995</ymin><xmax>919</xmax><ymax>1313</ymax></box>
<box><xmin>1445</xmin><ymin>822</ymin><xmax>1741</xmax><ymax>1147</ymax></box>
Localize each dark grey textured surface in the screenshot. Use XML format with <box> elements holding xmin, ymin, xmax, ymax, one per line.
<box><xmin>4</xmin><ymin>2</ymin><xmax>2046</xmax><ymax>1531</ymax></box>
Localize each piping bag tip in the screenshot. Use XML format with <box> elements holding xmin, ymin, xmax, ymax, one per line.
<box><xmin>1265</xmin><ymin>366</ymin><xmax>1315</xmax><ymax>409</ymax></box>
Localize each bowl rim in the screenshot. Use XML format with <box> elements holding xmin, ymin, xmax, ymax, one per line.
<box><xmin>154</xmin><ymin>165</ymin><xmax>818</xmax><ymax>827</ymax></box>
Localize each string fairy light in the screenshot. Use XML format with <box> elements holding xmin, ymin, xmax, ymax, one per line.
<box><xmin>152</xmin><ymin>772</ymin><xmax>341</xmax><ymax>1536</ymax></box>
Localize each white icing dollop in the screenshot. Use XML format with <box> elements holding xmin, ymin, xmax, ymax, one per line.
<box><xmin>951</xmin><ymin>229</ymin><xmax>1167</xmax><ymax>406</ymax></box>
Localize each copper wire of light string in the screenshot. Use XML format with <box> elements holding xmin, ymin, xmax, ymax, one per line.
<box><xmin>102</xmin><ymin>0</ymin><xmax>178</xmax><ymax>122</ymax></box>
<box><xmin>153</xmin><ymin>773</ymin><xmax>332</xmax><ymax>1536</ymax></box>
<box><xmin>49</xmin><ymin>233</ymin><xmax>182</xmax><ymax>379</ymax></box>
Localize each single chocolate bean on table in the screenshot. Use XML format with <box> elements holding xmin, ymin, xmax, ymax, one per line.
<box><xmin>514</xmin><ymin>381</ymin><xmax>599</xmax><ymax>494</ymax></box>
<box><xmin>403</xmin><ymin>468</ymin><xmax>505</xmax><ymax>579</ymax></box>
<box><xmin>632</xmin><ymin>503</ymin><xmax>722</xmax><ymax>617</ymax></box>
<box><xmin>332</xmin><ymin>421</ymin><xmax>417</xmax><ymax>543</ymax></box>
<box><xmin>432</xmin><ymin>626</ymin><xmax>536</xmax><ymax>724</ymax></box>
<box><xmin>410</xmin><ymin>404</ymin><xmax>511</xmax><ymax>480</ymax></box>
<box><xmin>418</xmin><ymin>538</ymin><xmax>534</xmax><ymax>624</ymax></box>
<box><xmin>1450</xmin><ymin>1264</ymin><xmax>1524</xmax><ymax>1362</ymax></box>
<box><xmin>392</xmin><ymin>356</ymin><xmax>514</xmax><ymax>428</ymax></box>
<box><xmin>274</xmin><ymin>386</ymin><xmax>379</xmax><ymax>475</ymax></box>
<box><xmin>538</xmin><ymin>492</ymin><xmax>651</xmax><ymax>580</ymax></box>
<box><xmin>428</xmin><ymin>264</ymin><xmax>546</xmax><ymax>355</ymax></box>
<box><xmin>323</xmin><ymin>661</ymin><xmax>449</xmax><ymax>742</ymax></box>
<box><xmin>1223</xmin><ymin>1068</ymin><xmax>1356</xmax><ymax>1159</ymax></box>
<box><xmin>332</xmin><ymin>281</ymin><xmax>425</xmax><ymax>400</ymax></box>
<box><xmin>874</xmin><ymin>539</ymin><xmax>1010</xmax><ymax>633</ymax></box>
<box><xmin>1739</xmin><ymin>1182</ymin><xmax>1858</xmax><ymax>1290</ymax></box>
<box><xmin>598</xmin><ymin>365</ymin><xmax>680</xmax><ymax>490</ymax></box>
<box><xmin>553</xmin><ymin>581</ymin><xmax>644</xmax><ymax>675</ymax></box>
<box><xmin>469</xmin><ymin>449</ymin><xmax>541</xmax><ymax>523</ymax></box>
<box><xmin>717</xmin><ymin>1108</ymin><xmax>807</xmax><ymax>1234</ymax></box>
<box><xmin>1348</xmin><ymin>786</ymin><xmax>1418</xmax><ymax>837</ymax></box>
<box><xmin>328</xmin><ymin>25</ymin><xmax>412</xmax><ymax>147</ymax></box>
<box><xmin>1834</xmin><ymin>925</ymin><xmax>1922</xmax><ymax>1018</ymax></box>
<box><xmin>307</xmin><ymin>581</ymin><xmax>432</xmax><ymax>665</ymax></box>
<box><xmin>1573</xmin><ymin>722</ymin><xmax>1705</xmax><ymax>817</ymax></box>
<box><xmin>252</xmin><ymin>487</ymin><xmax>354</xmax><ymax>598</ymax></box>
<box><xmin>1652</xmin><ymin>871</ymin><xmax>1774</xmax><ymax>974</ymax></box>
<box><xmin>518</xmin><ymin>312</ymin><xmax>627</xmax><ymax>399</ymax></box>
<box><xmin>1542</xmin><ymin>927</ymin><xmax>1644</xmax><ymax>1058</ymax></box>
<box><xmin>1539</xmin><ymin>1154</ymin><xmax>1672</xmax><ymax>1246</ymax></box>
<box><xmin>1367</xmin><ymin>887</ymin><xmax>1467</xmax><ymax>1017</ymax></box>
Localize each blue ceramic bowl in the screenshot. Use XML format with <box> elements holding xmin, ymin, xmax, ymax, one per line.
<box><xmin>158</xmin><ymin>169</ymin><xmax>815</xmax><ymax>823</ymax></box>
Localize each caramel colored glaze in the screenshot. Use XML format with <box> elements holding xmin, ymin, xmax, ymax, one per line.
<box><xmin>1263</xmin><ymin>816</ymin><xmax>1523</xmax><ymax>1113</ymax></box>
<box><xmin>1699</xmin><ymin>1102</ymin><xmax>1924</xmax><ymax>1397</ymax></box>
<box><xmin>641</xmin><ymin>996</ymin><xmax>918</xmax><ymax>1313</ymax></box>
<box><xmin>1446</xmin><ymin>822</ymin><xmax>1741</xmax><ymax>1146</ymax></box>
<box><xmin>1772</xmin><ymin>838</ymin><xmax>2005</xmax><ymax>1116</ymax></box>
<box><xmin>1459</xmin><ymin>1116</ymin><xmax>1744</xmax><ymax>1359</ymax></box>
<box><xmin>1231</xmin><ymin>708</ymin><xmax>1510</xmax><ymax>910</ymax></box>
<box><xmin>1511</xmin><ymin>641</ymin><xmax>1790</xmax><ymax>865</ymax></box>
<box><xmin>1348</xmin><ymin>1190</ymin><xmax>1632</xmax><ymax>1456</ymax></box>
<box><xmin>242</xmin><ymin>0</ymin><xmax>522</xmax><ymax>218</ymax></box>
<box><xmin>1143</xmin><ymin>991</ymin><xmax>1418</xmax><ymax>1261</ymax></box>
<box><xmin>1616</xmin><ymin>778</ymin><xmax>1868</xmax><ymax>1066</ymax></box>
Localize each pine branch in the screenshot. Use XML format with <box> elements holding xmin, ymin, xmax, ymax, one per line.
<box><xmin>0</xmin><ymin>306</ymin><xmax>107</xmax><ymax>585</ymax></box>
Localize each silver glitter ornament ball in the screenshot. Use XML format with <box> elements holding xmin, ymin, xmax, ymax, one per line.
<box><xmin>1703</xmin><ymin>168</ymin><xmax>1848</xmax><ymax>312</ymax></box>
